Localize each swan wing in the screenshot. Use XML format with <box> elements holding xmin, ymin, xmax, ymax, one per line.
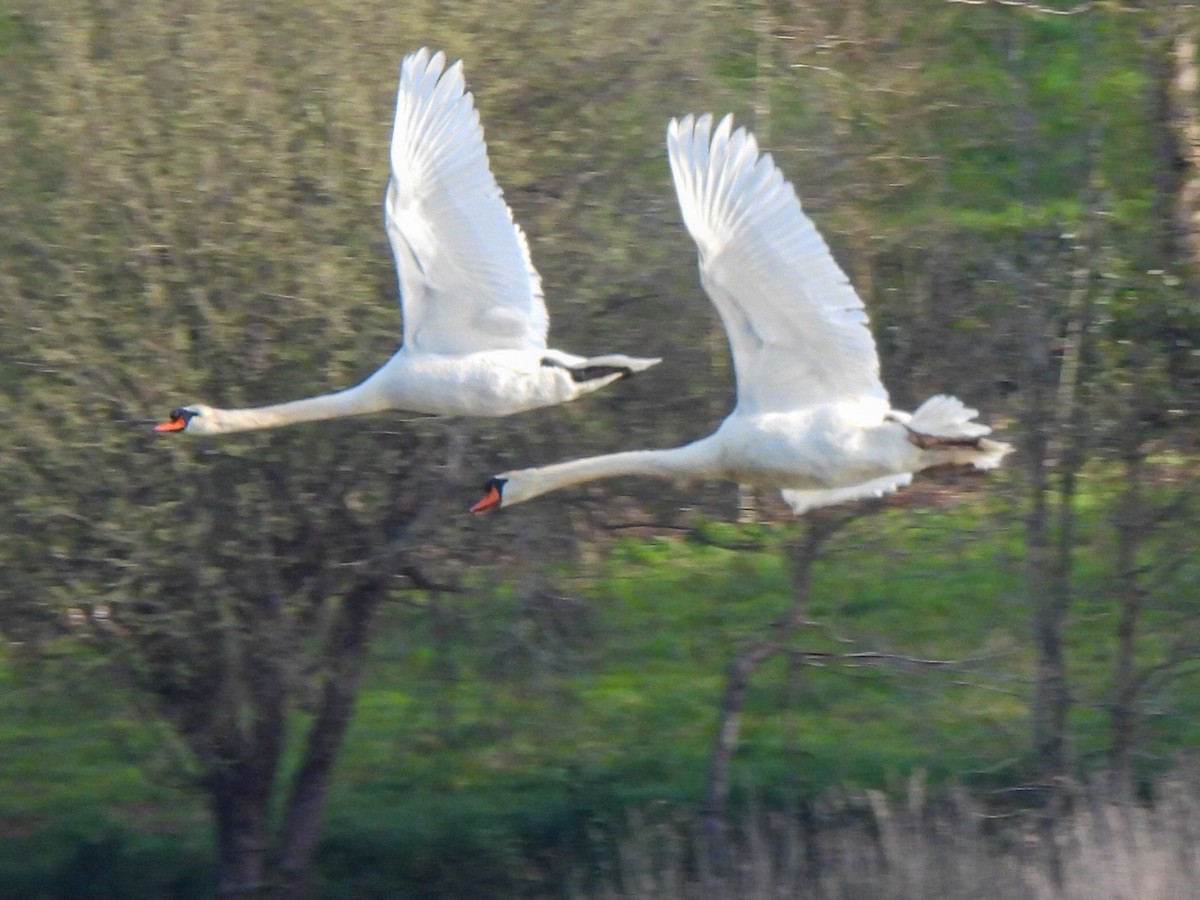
<box><xmin>385</xmin><ymin>48</ymin><xmax>548</xmax><ymax>355</ymax></box>
<box><xmin>667</xmin><ymin>114</ymin><xmax>887</xmax><ymax>414</ymax></box>
<box><xmin>781</xmin><ymin>473</ymin><xmax>912</xmax><ymax>516</ymax></box>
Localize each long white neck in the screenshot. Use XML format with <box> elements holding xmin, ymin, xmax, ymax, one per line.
<box><xmin>499</xmin><ymin>441</ymin><xmax>716</xmax><ymax>508</ymax></box>
<box><xmin>200</xmin><ymin>378</ymin><xmax>393</xmax><ymax>434</ymax></box>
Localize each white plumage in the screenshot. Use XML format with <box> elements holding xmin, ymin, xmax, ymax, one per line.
<box><xmin>155</xmin><ymin>48</ymin><xmax>658</xmax><ymax>436</ymax></box>
<box><xmin>668</xmin><ymin>114</ymin><xmax>886</xmax><ymax>415</ymax></box>
<box><xmin>473</xmin><ymin>114</ymin><xmax>1011</xmax><ymax>516</ymax></box>
<box><xmin>384</xmin><ymin>49</ymin><xmax>547</xmax><ymax>356</ymax></box>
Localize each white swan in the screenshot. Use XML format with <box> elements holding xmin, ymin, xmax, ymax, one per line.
<box><xmin>472</xmin><ymin>114</ymin><xmax>1011</xmax><ymax>516</ymax></box>
<box><xmin>155</xmin><ymin>48</ymin><xmax>659</xmax><ymax>436</ymax></box>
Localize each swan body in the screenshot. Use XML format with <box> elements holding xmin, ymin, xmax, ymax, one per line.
<box><xmin>155</xmin><ymin>48</ymin><xmax>658</xmax><ymax>436</ymax></box>
<box><xmin>473</xmin><ymin>115</ymin><xmax>1011</xmax><ymax>516</ymax></box>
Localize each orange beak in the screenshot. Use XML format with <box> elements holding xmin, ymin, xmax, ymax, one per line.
<box><xmin>154</xmin><ymin>417</ymin><xmax>187</xmax><ymax>433</ymax></box>
<box><xmin>470</xmin><ymin>484</ymin><xmax>503</xmax><ymax>514</ymax></box>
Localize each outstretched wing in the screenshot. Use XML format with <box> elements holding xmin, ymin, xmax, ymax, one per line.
<box><xmin>666</xmin><ymin>114</ymin><xmax>887</xmax><ymax>414</ymax></box>
<box><xmin>385</xmin><ymin>48</ymin><xmax>548</xmax><ymax>355</ymax></box>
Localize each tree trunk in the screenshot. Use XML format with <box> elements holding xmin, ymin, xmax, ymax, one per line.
<box><xmin>1003</xmin><ymin>19</ymin><xmax>1073</xmax><ymax>809</ymax></box>
<box><xmin>701</xmin><ymin>517</ymin><xmax>844</xmax><ymax>874</ymax></box>
<box><xmin>1110</xmin><ymin>438</ymin><xmax>1144</xmax><ymax>800</ymax></box>
<box><xmin>1169</xmin><ymin>25</ymin><xmax>1200</xmax><ymax>270</ymax></box>
<box><xmin>702</xmin><ymin>637</ymin><xmax>781</xmax><ymax>873</ymax></box>
<box><xmin>213</xmin><ymin>767</ymin><xmax>274</xmax><ymax>899</ymax></box>
<box><xmin>1020</xmin><ymin>262</ymin><xmax>1071</xmax><ymax>893</ymax></box>
<box><xmin>1032</xmin><ymin>217</ymin><xmax>1100</xmax><ymax>796</ymax></box>
<box><xmin>274</xmin><ymin>579</ymin><xmax>385</xmax><ymax>898</ymax></box>
<box><xmin>204</xmin><ymin>586</ymin><xmax>288</xmax><ymax>899</ymax></box>
<box><xmin>1024</xmin><ymin>306</ymin><xmax>1070</xmax><ymax>790</ymax></box>
<box><xmin>1148</xmin><ymin>14</ymin><xmax>1200</xmax><ymax>273</ymax></box>
<box><xmin>1109</xmin><ymin>6</ymin><xmax>1198</xmax><ymax>798</ymax></box>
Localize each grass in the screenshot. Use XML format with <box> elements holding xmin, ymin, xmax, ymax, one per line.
<box><xmin>2</xmin><ymin>471</ymin><xmax>1198</xmax><ymax>896</ymax></box>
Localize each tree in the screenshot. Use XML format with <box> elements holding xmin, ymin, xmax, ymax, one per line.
<box><xmin>0</xmin><ymin>2</ymin><xmax>475</xmax><ymax>894</ymax></box>
<box><xmin>1106</xmin><ymin>2</ymin><xmax>1200</xmax><ymax>797</ymax></box>
<box><xmin>0</xmin><ymin>0</ymin><xmax>729</xmax><ymax>892</ymax></box>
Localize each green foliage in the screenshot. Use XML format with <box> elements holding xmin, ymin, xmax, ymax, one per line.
<box><xmin>2</xmin><ymin>0</ymin><xmax>1198</xmax><ymax>895</ymax></box>
<box><xmin>3</xmin><ymin>471</ymin><xmax>1197</xmax><ymax>895</ymax></box>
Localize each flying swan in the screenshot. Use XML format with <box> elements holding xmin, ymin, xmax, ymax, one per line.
<box><xmin>472</xmin><ymin>114</ymin><xmax>1011</xmax><ymax>516</ymax></box>
<box><xmin>154</xmin><ymin>48</ymin><xmax>659</xmax><ymax>436</ymax></box>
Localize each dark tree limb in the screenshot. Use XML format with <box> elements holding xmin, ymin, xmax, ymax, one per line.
<box><xmin>700</xmin><ymin>506</ymin><xmax>869</xmax><ymax>875</ymax></box>
<box><xmin>274</xmin><ymin>577</ymin><xmax>387</xmax><ymax>898</ymax></box>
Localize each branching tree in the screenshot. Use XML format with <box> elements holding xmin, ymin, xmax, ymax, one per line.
<box><xmin>0</xmin><ymin>6</ymin><xmax>477</xmax><ymax>895</ymax></box>
<box><xmin>0</xmin><ymin>0</ymin><xmax>727</xmax><ymax>893</ymax></box>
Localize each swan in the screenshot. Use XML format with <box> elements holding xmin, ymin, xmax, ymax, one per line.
<box><xmin>472</xmin><ymin>114</ymin><xmax>1011</xmax><ymax>516</ymax></box>
<box><xmin>154</xmin><ymin>48</ymin><xmax>659</xmax><ymax>436</ymax></box>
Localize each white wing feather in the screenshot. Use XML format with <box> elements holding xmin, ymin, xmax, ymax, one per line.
<box><xmin>781</xmin><ymin>473</ymin><xmax>912</xmax><ymax>516</ymax></box>
<box><xmin>385</xmin><ymin>48</ymin><xmax>548</xmax><ymax>355</ymax></box>
<box><xmin>667</xmin><ymin>114</ymin><xmax>887</xmax><ymax>414</ymax></box>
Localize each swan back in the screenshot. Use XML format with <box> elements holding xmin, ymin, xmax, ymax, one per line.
<box><xmin>386</xmin><ymin>49</ymin><xmax>548</xmax><ymax>356</ymax></box>
<box><xmin>666</xmin><ymin>114</ymin><xmax>887</xmax><ymax>415</ymax></box>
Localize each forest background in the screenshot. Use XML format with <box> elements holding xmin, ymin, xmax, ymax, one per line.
<box><xmin>1</xmin><ymin>0</ymin><xmax>1198</xmax><ymax>897</ymax></box>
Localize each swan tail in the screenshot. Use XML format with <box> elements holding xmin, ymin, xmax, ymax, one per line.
<box><xmin>542</xmin><ymin>354</ymin><xmax>661</xmax><ymax>386</ymax></box>
<box><xmin>905</xmin><ymin>395</ymin><xmax>1013</xmax><ymax>471</ymax></box>
<box><xmin>577</xmin><ymin>354</ymin><xmax>662</xmax><ymax>377</ymax></box>
<box><xmin>926</xmin><ymin>436</ymin><xmax>1013</xmax><ymax>470</ymax></box>
<box><xmin>962</xmin><ymin>437</ymin><xmax>1013</xmax><ymax>470</ymax></box>
<box><xmin>905</xmin><ymin>395</ymin><xmax>1013</xmax><ymax>470</ymax></box>
<box><xmin>781</xmin><ymin>473</ymin><xmax>913</xmax><ymax>516</ymax></box>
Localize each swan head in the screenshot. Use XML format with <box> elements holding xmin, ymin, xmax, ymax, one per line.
<box><xmin>470</xmin><ymin>469</ymin><xmax>553</xmax><ymax>512</ymax></box>
<box><xmin>470</xmin><ymin>476</ymin><xmax>508</xmax><ymax>514</ymax></box>
<box><xmin>153</xmin><ymin>404</ymin><xmax>215</xmax><ymax>435</ymax></box>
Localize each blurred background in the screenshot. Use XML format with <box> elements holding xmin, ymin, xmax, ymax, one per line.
<box><xmin>1</xmin><ymin>0</ymin><xmax>1198</xmax><ymax>897</ymax></box>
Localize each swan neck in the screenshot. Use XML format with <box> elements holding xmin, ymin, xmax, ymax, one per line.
<box><xmin>505</xmin><ymin>445</ymin><xmax>705</xmax><ymax>506</ymax></box>
<box><xmin>208</xmin><ymin>380</ymin><xmax>390</xmax><ymax>433</ymax></box>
